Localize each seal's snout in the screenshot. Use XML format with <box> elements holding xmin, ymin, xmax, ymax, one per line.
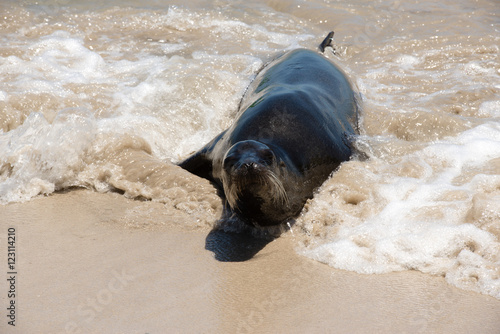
<box><xmin>235</xmin><ymin>160</ymin><xmax>263</xmax><ymax>176</ymax></box>
<box><xmin>242</xmin><ymin>162</ymin><xmax>259</xmax><ymax>171</ymax></box>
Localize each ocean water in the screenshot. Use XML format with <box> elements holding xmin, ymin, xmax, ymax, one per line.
<box><xmin>1</xmin><ymin>0</ymin><xmax>499</xmax><ymax>298</ymax></box>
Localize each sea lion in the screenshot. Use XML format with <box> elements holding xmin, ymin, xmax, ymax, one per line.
<box><xmin>179</xmin><ymin>34</ymin><xmax>358</xmax><ymax>227</ymax></box>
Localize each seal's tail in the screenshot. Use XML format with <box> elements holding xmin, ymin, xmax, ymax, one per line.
<box><xmin>319</xmin><ymin>31</ymin><xmax>335</xmax><ymax>53</ymax></box>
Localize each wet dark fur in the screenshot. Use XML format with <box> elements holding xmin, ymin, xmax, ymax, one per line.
<box><xmin>179</xmin><ymin>48</ymin><xmax>358</xmax><ymax>227</ymax></box>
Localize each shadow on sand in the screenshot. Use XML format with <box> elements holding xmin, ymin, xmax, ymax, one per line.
<box><xmin>205</xmin><ymin>228</ymin><xmax>275</xmax><ymax>262</ymax></box>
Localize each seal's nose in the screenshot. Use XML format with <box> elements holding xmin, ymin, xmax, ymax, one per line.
<box><xmin>242</xmin><ymin>162</ymin><xmax>258</xmax><ymax>171</ymax></box>
<box><xmin>239</xmin><ymin>161</ymin><xmax>259</xmax><ymax>174</ymax></box>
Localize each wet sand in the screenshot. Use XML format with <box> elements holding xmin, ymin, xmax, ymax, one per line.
<box><xmin>1</xmin><ymin>189</ymin><xmax>499</xmax><ymax>333</ymax></box>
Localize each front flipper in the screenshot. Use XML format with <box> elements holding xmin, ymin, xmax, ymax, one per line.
<box><xmin>178</xmin><ymin>149</ymin><xmax>213</xmax><ymax>181</ymax></box>
<box><xmin>178</xmin><ymin>131</ymin><xmax>226</xmax><ymax>182</ymax></box>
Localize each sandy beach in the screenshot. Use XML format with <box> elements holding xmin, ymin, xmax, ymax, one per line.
<box><xmin>1</xmin><ymin>189</ymin><xmax>499</xmax><ymax>333</ymax></box>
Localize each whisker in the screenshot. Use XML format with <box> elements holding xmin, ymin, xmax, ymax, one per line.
<box><xmin>223</xmin><ymin>167</ymin><xmax>289</xmax><ymax>211</ymax></box>
<box><xmin>222</xmin><ymin>172</ymin><xmax>240</xmax><ymax>209</ymax></box>
<box><xmin>266</xmin><ymin>171</ymin><xmax>289</xmax><ymax>208</ymax></box>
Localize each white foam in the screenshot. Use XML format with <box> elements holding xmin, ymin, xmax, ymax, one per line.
<box><xmin>29</xmin><ymin>31</ymin><xmax>107</xmax><ymax>82</ymax></box>
<box><xmin>478</xmin><ymin>100</ymin><xmax>500</xmax><ymax>118</ymax></box>
<box><xmin>299</xmin><ymin>122</ymin><xmax>500</xmax><ymax>298</ymax></box>
<box><xmin>0</xmin><ymin>108</ymin><xmax>96</xmax><ymax>203</ymax></box>
<box><xmin>463</xmin><ymin>61</ymin><xmax>492</xmax><ymax>75</ymax></box>
<box><xmin>0</xmin><ymin>91</ymin><xmax>7</xmax><ymax>102</ymax></box>
<box><xmin>395</xmin><ymin>54</ymin><xmax>422</xmax><ymax>68</ymax></box>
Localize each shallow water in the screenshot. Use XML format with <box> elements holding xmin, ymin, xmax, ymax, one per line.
<box><xmin>0</xmin><ymin>0</ymin><xmax>499</xmax><ymax>298</ymax></box>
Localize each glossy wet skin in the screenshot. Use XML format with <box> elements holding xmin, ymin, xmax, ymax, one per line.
<box><xmin>179</xmin><ymin>49</ymin><xmax>358</xmax><ymax>227</ymax></box>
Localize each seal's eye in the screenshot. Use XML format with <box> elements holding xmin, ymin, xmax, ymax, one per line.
<box><xmin>259</xmin><ymin>148</ymin><xmax>274</xmax><ymax>165</ymax></box>
<box><xmin>223</xmin><ymin>155</ymin><xmax>238</xmax><ymax>170</ymax></box>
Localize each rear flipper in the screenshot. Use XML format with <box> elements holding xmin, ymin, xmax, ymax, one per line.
<box><xmin>319</xmin><ymin>31</ymin><xmax>336</xmax><ymax>54</ymax></box>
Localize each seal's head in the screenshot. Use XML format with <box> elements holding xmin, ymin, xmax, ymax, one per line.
<box><xmin>221</xmin><ymin>140</ymin><xmax>289</xmax><ymax>225</ymax></box>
